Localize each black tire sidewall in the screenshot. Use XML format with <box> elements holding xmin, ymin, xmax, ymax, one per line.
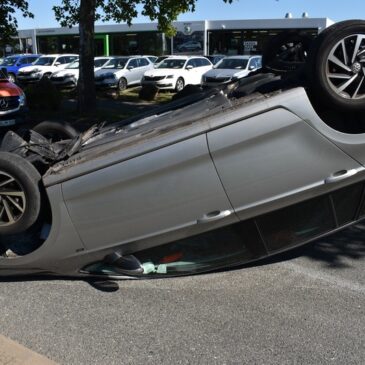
<box><xmin>33</xmin><ymin>121</ymin><xmax>78</xmax><ymax>141</ymax></box>
<box><xmin>309</xmin><ymin>20</ymin><xmax>365</xmax><ymax>111</ymax></box>
<box><xmin>118</xmin><ymin>78</ymin><xmax>127</xmax><ymax>91</ymax></box>
<box><xmin>0</xmin><ymin>152</ymin><xmax>41</xmax><ymax>235</ymax></box>
<box><xmin>175</xmin><ymin>78</ymin><xmax>184</xmax><ymax>92</ymax></box>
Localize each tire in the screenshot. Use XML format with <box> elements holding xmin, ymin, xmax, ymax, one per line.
<box><xmin>175</xmin><ymin>77</ymin><xmax>185</xmax><ymax>92</ymax></box>
<box><xmin>262</xmin><ymin>31</ymin><xmax>313</xmax><ymax>74</ymax></box>
<box><xmin>42</xmin><ymin>73</ymin><xmax>52</xmax><ymax>79</ymax></box>
<box><xmin>0</xmin><ymin>152</ymin><xmax>41</xmax><ymax>235</ymax></box>
<box><xmin>7</xmin><ymin>73</ymin><xmax>16</xmax><ymax>83</ymax></box>
<box><xmin>307</xmin><ymin>20</ymin><xmax>365</xmax><ymax>111</ymax></box>
<box><xmin>32</xmin><ymin>121</ymin><xmax>79</xmax><ymax>142</ymax></box>
<box><xmin>118</xmin><ymin>78</ymin><xmax>127</xmax><ymax>92</ymax></box>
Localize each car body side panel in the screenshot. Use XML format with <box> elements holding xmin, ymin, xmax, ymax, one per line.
<box><xmin>208</xmin><ymin>108</ymin><xmax>363</xmax><ymax>220</ymax></box>
<box><xmin>62</xmin><ymin>135</ymin><xmax>238</xmax><ymax>250</ymax></box>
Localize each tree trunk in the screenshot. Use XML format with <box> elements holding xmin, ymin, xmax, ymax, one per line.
<box><xmin>78</xmin><ymin>0</ymin><xmax>96</xmax><ymax>115</ymax></box>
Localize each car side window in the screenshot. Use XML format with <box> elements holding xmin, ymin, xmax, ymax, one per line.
<box><xmin>248</xmin><ymin>59</ymin><xmax>256</xmax><ymax>69</ymax></box>
<box><xmin>27</xmin><ymin>57</ymin><xmax>38</xmax><ymax>64</ymax></box>
<box><xmin>57</xmin><ymin>57</ymin><xmax>67</xmax><ymax>64</ymax></box>
<box><xmin>200</xmin><ymin>58</ymin><xmax>211</xmax><ymax>67</ymax></box>
<box><xmin>128</xmin><ymin>59</ymin><xmax>138</xmax><ymax>68</ymax></box>
<box><xmin>186</xmin><ymin>59</ymin><xmax>199</xmax><ymax>68</ymax></box>
<box><xmin>17</xmin><ymin>58</ymin><xmax>28</xmax><ymax>65</ymax></box>
<box><xmin>139</xmin><ymin>58</ymin><xmax>149</xmax><ymax>67</ymax></box>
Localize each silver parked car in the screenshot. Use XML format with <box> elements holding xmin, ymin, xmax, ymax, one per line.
<box><xmin>1</xmin><ymin>20</ymin><xmax>365</xmax><ymax>279</ymax></box>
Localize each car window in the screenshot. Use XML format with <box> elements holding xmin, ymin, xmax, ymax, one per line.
<box><xmin>34</xmin><ymin>57</ymin><xmax>56</xmax><ymax>66</ymax></box>
<box><xmin>157</xmin><ymin>59</ymin><xmax>186</xmax><ymax>69</ymax></box>
<box><xmin>216</xmin><ymin>58</ymin><xmax>248</xmax><ymax>70</ymax></box>
<box><xmin>27</xmin><ymin>57</ymin><xmax>39</xmax><ymax>64</ymax></box>
<box><xmin>186</xmin><ymin>59</ymin><xmax>198</xmax><ymax>68</ymax></box>
<box><xmin>17</xmin><ymin>58</ymin><xmax>29</xmax><ymax>65</ymax></box>
<box><xmin>1</xmin><ymin>57</ymin><xmax>18</xmax><ymax>66</ymax></box>
<box><xmin>139</xmin><ymin>58</ymin><xmax>150</xmax><ymax>67</ymax></box>
<box><xmin>248</xmin><ymin>59</ymin><xmax>256</xmax><ymax>69</ymax></box>
<box><xmin>200</xmin><ymin>58</ymin><xmax>211</xmax><ymax>67</ymax></box>
<box><xmin>94</xmin><ymin>58</ymin><xmax>109</xmax><ymax>68</ymax></box>
<box><xmin>128</xmin><ymin>59</ymin><xmax>138</xmax><ymax>68</ymax></box>
<box><xmin>57</xmin><ymin>57</ymin><xmax>67</xmax><ymax>64</ymax></box>
<box><xmin>103</xmin><ymin>58</ymin><xmax>128</xmax><ymax>69</ymax></box>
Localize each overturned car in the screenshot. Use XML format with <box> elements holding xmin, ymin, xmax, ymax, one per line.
<box><xmin>1</xmin><ymin>20</ymin><xmax>365</xmax><ymax>278</ymax></box>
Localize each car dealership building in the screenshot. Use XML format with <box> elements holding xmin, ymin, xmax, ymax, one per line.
<box><xmin>17</xmin><ymin>17</ymin><xmax>334</xmax><ymax>57</ymax></box>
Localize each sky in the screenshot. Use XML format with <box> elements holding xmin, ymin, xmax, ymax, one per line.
<box><xmin>16</xmin><ymin>0</ymin><xmax>365</xmax><ymax>30</ymax></box>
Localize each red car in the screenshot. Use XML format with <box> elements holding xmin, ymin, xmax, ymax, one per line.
<box><xmin>0</xmin><ymin>68</ymin><xmax>26</xmax><ymax>128</ymax></box>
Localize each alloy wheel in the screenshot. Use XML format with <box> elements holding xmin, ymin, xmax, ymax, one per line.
<box><xmin>326</xmin><ymin>34</ymin><xmax>365</xmax><ymax>99</ymax></box>
<box><xmin>0</xmin><ymin>171</ymin><xmax>26</xmax><ymax>227</ymax></box>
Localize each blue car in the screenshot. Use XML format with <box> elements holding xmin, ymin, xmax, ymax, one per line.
<box><xmin>1</xmin><ymin>54</ymin><xmax>41</xmax><ymax>82</ymax></box>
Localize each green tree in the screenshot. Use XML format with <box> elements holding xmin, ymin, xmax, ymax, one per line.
<box><xmin>0</xmin><ymin>0</ymin><xmax>33</xmax><ymax>55</ymax></box>
<box><xmin>53</xmin><ymin>0</ymin><xmax>234</xmax><ymax>114</ymax></box>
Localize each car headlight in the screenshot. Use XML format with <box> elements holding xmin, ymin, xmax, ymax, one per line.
<box><xmin>64</xmin><ymin>73</ymin><xmax>76</xmax><ymax>78</ymax></box>
<box><xmin>166</xmin><ymin>75</ymin><xmax>174</xmax><ymax>79</ymax></box>
<box><xmin>19</xmin><ymin>92</ymin><xmax>26</xmax><ymax>107</ymax></box>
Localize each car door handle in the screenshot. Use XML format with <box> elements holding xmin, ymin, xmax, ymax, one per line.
<box><xmin>197</xmin><ymin>210</ymin><xmax>232</xmax><ymax>224</ymax></box>
<box><xmin>325</xmin><ymin>169</ymin><xmax>358</xmax><ymax>184</ymax></box>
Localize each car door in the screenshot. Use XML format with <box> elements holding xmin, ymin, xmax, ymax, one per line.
<box><xmin>126</xmin><ymin>58</ymin><xmax>139</xmax><ymax>85</ymax></box>
<box><xmin>197</xmin><ymin>58</ymin><xmax>213</xmax><ymax>84</ymax></box>
<box><xmin>185</xmin><ymin>59</ymin><xmax>201</xmax><ymax>85</ymax></box>
<box><xmin>62</xmin><ymin>135</ymin><xmax>238</xmax><ymax>250</ymax></box>
<box><xmin>207</xmin><ymin>108</ymin><xmax>363</xmax><ymax>225</ymax></box>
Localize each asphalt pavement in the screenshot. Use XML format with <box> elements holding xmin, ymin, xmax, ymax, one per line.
<box><xmin>0</xmin><ymin>223</ymin><xmax>364</xmax><ymax>365</ymax></box>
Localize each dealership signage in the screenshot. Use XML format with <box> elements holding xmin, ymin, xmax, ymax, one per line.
<box><xmin>243</xmin><ymin>40</ymin><xmax>258</xmax><ymax>51</ymax></box>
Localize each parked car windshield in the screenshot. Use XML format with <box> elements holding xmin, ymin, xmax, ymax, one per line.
<box><xmin>157</xmin><ymin>59</ymin><xmax>186</xmax><ymax>69</ymax></box>
<box><xmin>1</xmin><ymin>57</ymin><xmax>18</xmax><ymax>66</ymax></box>
<box><xmin>66</xmin><ymin>60</ymin><xmax>79</xmax><ymax>69</ymax></box>
<box><xmin>103</xmin><ymin>58</ymin><xmax>129</xmax><ymax>69</ymax></box>
<box><xmin>34</xmin><ymin>57</ymin><xmax>56</xmax><ymax>66</ymax></box>
<box><xmin>215</xmin><ymin>59</ymin><xmax>249</xmax><ymax>70</ymax></box>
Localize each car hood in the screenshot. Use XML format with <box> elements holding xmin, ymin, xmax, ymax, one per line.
<box><xmin>53</xmin><ymin>69</ymin><xmax>79</xmax><ymax>77</ymax></box>
<box><xmin>0</xmin><ymin>80</ymin><xmax>22</xmax><ymax>96</ymax></box>
<box><xmin>144</xmin><ymin>69</ymin><xmax>181</xmax><ymax>77</ymax></box>
<box><xmin>95</xmin><ymin>68</ymin><xmax>121</xmax><ymax>76</ymax></box>
<box><xmin>19</xmin><ymin>65</ymin><xmax>53</xmax><ymax>72</ymax></box>
<box><xmin>204</xmin><ymin>68</ymin><xmax>250</xmax><ymax>78</ymax></box>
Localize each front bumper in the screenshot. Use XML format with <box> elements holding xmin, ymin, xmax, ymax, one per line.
<box><xmin>95</xmin><ymin>79</ymin><xmax>118</xmax><ymax>89</ymax></box>
<box><xmin>142</xmin><ymin>79</ymin><xmax>175</xmax><ymax>90</ymax></box>
<box><xmin>51</xmin><ymin>78</ymin><xmax>77</xmax><ymax>88</ymax></box>
<box><xmin>17</xmin><ymin>75</ymin><xmax>42</xmax><ymax>84</ymax></box>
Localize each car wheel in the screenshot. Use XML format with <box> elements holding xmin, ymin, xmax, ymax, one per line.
<box><xmin>262</xmin><ymin>31</ymin><xmax>312</xmax><ymax>75</ymax></box>
<box><xmin>308</xmin><ymin>20</ymin><xmax>365</xmax><ymax>111</ymax></box>
<box><xmin>0</xmin><ymin>152</ymin><xmax>41</xmax><ymax>236</ymax></box>
<box><xmin>118</xmin><ymin>78</ymin><xmax>127</xmax><ymax>92</ymax></box>
<box><xmin>8</xmin><ymin>73</ymin><xmax>16</xmax><ymax>83</ymax></box>
<box><xmin>175</xmin><ymin>77</ymin><xmax>185</xmax><ymax>92</ymax></box>
<box><xmin>32</xmin><ymin>121</ymin><xmax>79</xmax><ymax>142</ymax></box>
<box><xmin>42</xmin><ymin>73</ymin><xmax>52</xmax><ymax>79</ymax></box>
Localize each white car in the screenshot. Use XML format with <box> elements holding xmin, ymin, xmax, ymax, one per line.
<box><xmin>95</xmin><ymin>56</ymin><xmax>154</xmax><ymax>91</ymax></box>
<box><xmin>17</xmin><ymin>54</ymin><xmax>78</xmax><ymax>84</ymax></box>
<box><xmin>50</xmin><ymin>57</ymin><xmax>112</xmax><ymax>88</ymax></box>
<box><xmin>203</xmin><ymin>55</ymin><xmax>262</xmax><ymax>87</ymax></box>
<box><xmin>142</xmin><ymin>56</ymin><xmax>213</xmax><ymax>92</ymax></box>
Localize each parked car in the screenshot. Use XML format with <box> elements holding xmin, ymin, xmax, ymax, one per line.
<box><xmin>142</xmin><ymin>56</ymin><xmax>213</xmax><ymax>92</ymax></box>
<box><xmin>17</xmin><ymin>54</ymin><xmax>78</xmax><ymax>84</ymax></box>
<box><xmin>204</xmin><ymin>55</ymin><xmax>226</xmax><ymax>65</ymax></box>
<box><xmin>50</xmin><ymin>57</ymin><xmax>112</xmax><ymax>88</ymax></box>
<box><xmin>95</xmin><ymin>56</ymin><xmax>154</xmax><ymax>91</ymax></box>
<box><xmin>203</xmin><ymin>55</ymin><xmax>262</xmax><ymax>86</ymax></box>
<box><xmin>0</xmin><ymin>54</ymin><xmax>41</xmax><ymax>83</ymax></box>
<box><xmin>176</xmin><ymin>41</ymin><xmax>202</xmax><ymax>52</ymax></box>
<box><xmin>2</xmin><ymin>20</ymin><xmax>365</xmax><ymax>279</ymax></box>
<box><xmin>0</xmin><ymin>69</ymin><xmax>26</xmax><ymax>128</ymax></box>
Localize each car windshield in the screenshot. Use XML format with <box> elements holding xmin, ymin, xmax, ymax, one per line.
<box><xmin>103</xmin><ymin>58</ymin><xmax>129</xmax><ymax>69</ymax></box>
<box><xmin>216</xmin><ymin>59</ymin><xmax>249</xmax><ymax>70</ymax></box>
<box><xmin>1</xmin><ymin>57</ymin><xmax>18</xmax><ymax>66</ymax></box>
<box><xmin>66</xmin><ymin>60</ymin><xmax>79</xmax><ymax>69</ymax></box>
<box><xmin>94</xmin><ymin>58</ymin><xmax>109</xmax><ymax>68</ymax></box>
<box><xmin>34</xmin><ymin>57</ymin><xmax>56</xmax><ymax>66</ymax></box>
<box><xmin>157</xmin><ymin>59</ymin><xmax>186</xmax><ymax>69</ymax></box>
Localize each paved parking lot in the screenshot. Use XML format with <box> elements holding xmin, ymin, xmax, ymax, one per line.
<box><xmin>0</xmin><ymin>224</ymin><xmax>364</xmax><ymax>365</ymax></box>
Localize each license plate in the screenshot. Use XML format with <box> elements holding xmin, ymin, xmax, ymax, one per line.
<box><xmin>0</xmin><ymin>119</ymin><xmax>16</xmax><ymax>127</ymax></box>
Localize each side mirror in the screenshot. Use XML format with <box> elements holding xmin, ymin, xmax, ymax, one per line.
<box><xmin>127</xmin><ymin>66</ymin><xmax>134</xmax><ymax>70</ymax></box>
<box><xmin>186</xmin><ymin>65</ymin><xmax>193</xmax><ymax>70</ymax></box>
<box><xmin>249</xmin><ymin>65</ymin><xmax>255</xmax><ymax>71</ymax></box>
<box><xmin>55</xmin><ymin>62</ymin><xmax>61</xmax><ymax>66</ymax></box>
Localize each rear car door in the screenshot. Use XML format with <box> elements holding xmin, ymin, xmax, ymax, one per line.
<box><xmin>207</xmin><ymin>108</ymin><xmax>365</xmax><ymax>253</ymax></box>
<box><xmin>62</xmin><ymin>135</ymin><xmax>238</xmax><ymax>250</ymax></box>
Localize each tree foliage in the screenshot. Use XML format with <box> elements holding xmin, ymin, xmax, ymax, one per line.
<box><xmin>0</xmin><ymin>0</ymin><xmax>33</xmax><ymax>43</ymax></box>
<box><xmin>54</xmin><ymin>0</ymin><xmax>235</xmax><ymax>36</ymax></box>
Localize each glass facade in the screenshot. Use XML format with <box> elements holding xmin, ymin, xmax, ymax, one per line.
<box><xmin>109</xmin><ymin>32</ymin><xmax>165</xmax><ymax>56</ymax></box>
<box><xmin>172</xmin><ymin>31</ymin><xmax>204</xmax><ymax>55</ymax></box>
<box><xmin>208</xmin><ymin>28</ymin><xmax>318</xmax><ymax>55</ymax></box>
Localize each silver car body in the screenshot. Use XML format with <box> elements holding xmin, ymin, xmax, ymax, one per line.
<box><xmin>94</xmin><ymin>56</ymin><xmax>154</xmax><ymax>89</ymax></box>
<box><xmin>203</xmin><ymin>55</ymin><xmax>262</xmax><ymax>86</ymax></box>
<box><xmin>1</xmin><ymin>78</ymin><xmax>365</xmax><ymax>278</ymax></box>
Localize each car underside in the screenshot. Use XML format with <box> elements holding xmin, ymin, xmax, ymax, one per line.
<box><xmin>1</xmin><ymin>20</ymin><xmax>365</xmax><ymax>279</ymax></box>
